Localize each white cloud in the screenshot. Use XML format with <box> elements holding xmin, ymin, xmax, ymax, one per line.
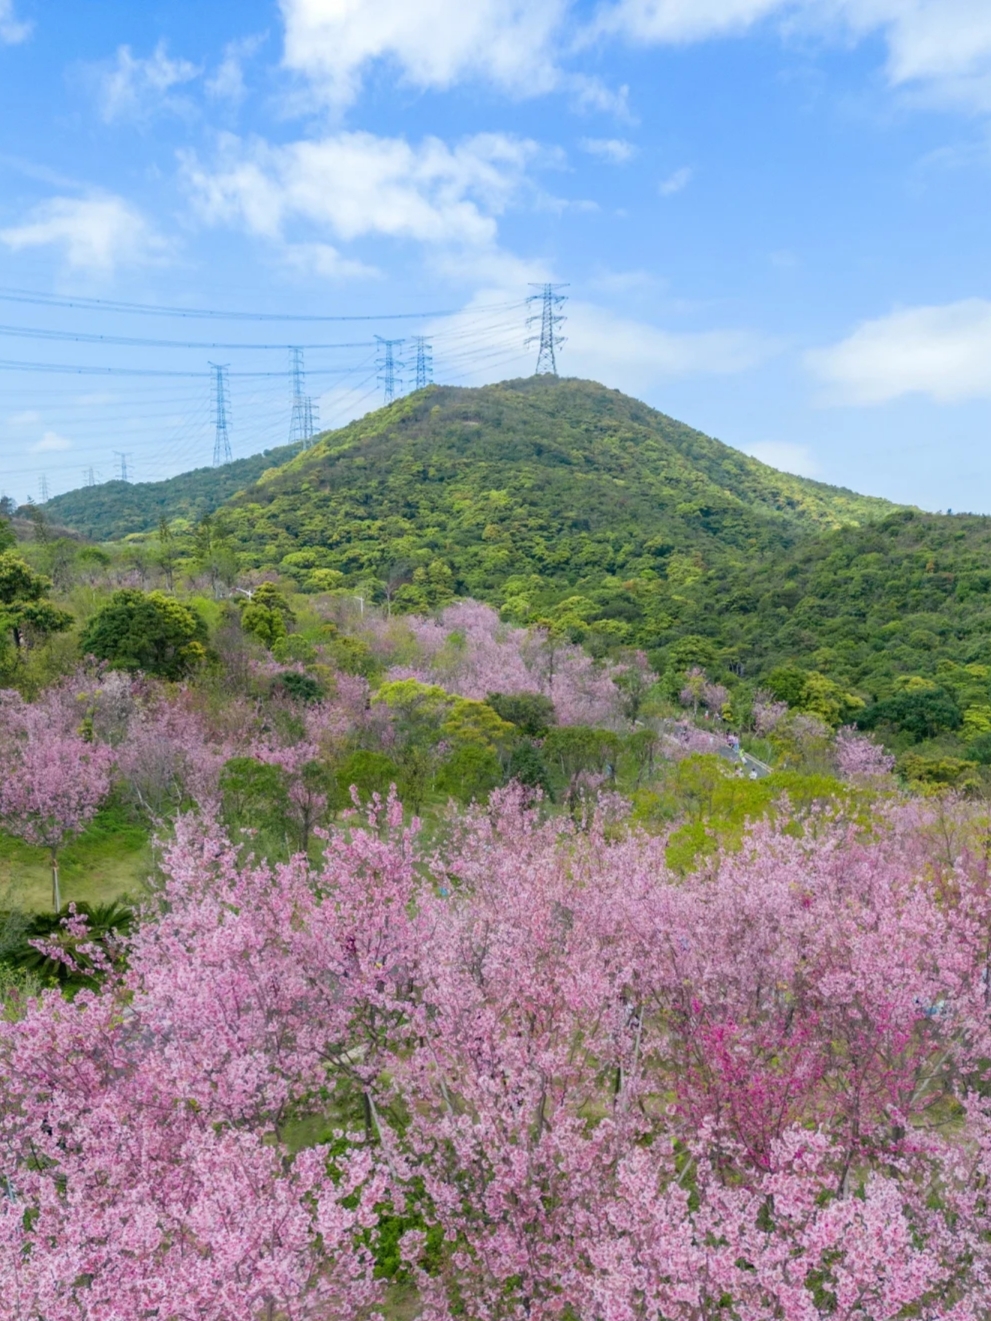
<box><xmin>566</xmin><ymin>74</ymin><xmax>633</xmax><ymax>117</ymax></box>
<box><xmin>31</xmin><ymin>431</ymin><xmax>72</xmax><ymax>453</ymax></box>
<box><xmin>272</xmin><ymin>0</ymin><xmax>991</xmax><ymax>118</ymax></box>
<box><xmin>595</xmin><ymin>0</ymin><xmax>784</xmax><ymax>43</ymax></box>
<box><xmin>0</xmin><ymin>194</ymin><xmax>170</xmax><ymax>272</ymax></box>
<box><xmin>279</xmin><ymin>0</ymin><xmax>569</xmax><ymax>105</ymax></box>
<box><xmin>581</xmin><ymin>137</ymin><xmax>638</xmax><ymax>163</ymax></box>
<box><xmin>659</xmin><ymin>165</ymin><xmax>693</xmax><ymax>194</ymax></box>
<box><xmin>206</xmin><ymin>35</ymin><xmax>266</xmax><ymax>103</ymax></box>
<box><xmin>807</xmin><ymin>298</ymin><xmax>991</xmax><ymax>405</ymax></box>
<box><xmin>742</xmin><ymin>440</ymin><xmax>821</xmax><ymax>477</ymax></box>
<box><xmin>96</xmin><ymin>41</ymin><xmax>200</xmax><ymax>122</ymax></box>
<box><xmin>423</xmin><ymin>281</ymin><xmax>777</xmax><ymax>399</ymax></box>
<box><xmin>596</xmin><ymin>1</ymin><xmax>991</xmax><ymax>113</ymax></box>
<box><xmin>0</xmin><ymin>0</ymin><xmax>31</xmax><ymax>44</ymax></box>
<box><xmin>7</xmin><ymin>409</ymin><xmax>40</xmax><ymax>427</ymax></box>
<box><xmin>564</xmin><ymin>300</ymin><xmax>776</xmax><ymax>391</ymax></box>
<box><xmin>184</xmin><ymin>130</ymin><xmax>539</xmax><ymax>251</ymax></box>
<box><xmin>282</xmin><ymin>240</ymin><xmax>380</xmax><ymax>279</ymax></box>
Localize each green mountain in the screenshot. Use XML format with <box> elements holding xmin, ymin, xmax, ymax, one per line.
<box><xmin>203</xmin><ymin>377</ymin><xmax>991</xmax><ymax>704</ymax></box>
<box><xmin>219</xmin><ymin>375</ymin><xmax>896</xmax><ymax>580</ymax></box>
<box><xmin>40</xmin><ymin>441</ymin><xmax>303</xmax><ymax>541</ymax></box>
<box><xmin>60</xmin><ymin>374</ymin><xmax>991</xmax><ymax>703</ymax></box>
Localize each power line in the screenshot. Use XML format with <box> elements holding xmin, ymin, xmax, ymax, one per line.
<box><xmin>0</xmin><ymin>324</ymin><xmax>380</xmax><ymax>351</ymax></box>
<box><xmin>0</xmin><ymin>285</ymin><xmax>521</xmax><ymax>323</ymax></box>
<box><xmin>412</xmin><ymin>336</ymin><xmax>433</xmax><ymax>390</ymax></box>
<box><xmin>0</xmin><ymin>358</ymin><xmax>361</xmax><ymax>379</ymax></box>
<box><xmin>210</xmin><ymin>364</ymin><xmax>233</xmax><ymax>467</ymax></box>
<box><xmin>526</xmin><ymin>283</ymin><xmax>568</xmax><ymax>376</ymax></box>
<box><xmin>376</xmin><ymin>336</ymin><xmax>405</xmax><ymax>403</ymax></box>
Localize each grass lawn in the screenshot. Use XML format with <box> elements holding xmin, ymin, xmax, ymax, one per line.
<box><xmin>0</xmin><ymin>802</ymin><xmax>152</xmax><ymax>913</ymax></box>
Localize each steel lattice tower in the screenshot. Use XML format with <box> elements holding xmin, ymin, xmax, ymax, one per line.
<box><xmin>39</xmin><ymin>475</ymin><xmax>48</xmax><ymax>502</ymax></box>
<box><xmin>113</xmin><ymin>451</ymin><xmax>131</xmax><ymax>482</ymax></box>
<box><xmin>412</xmin><ymin>336</ymin><xmax>433</xmax><ymax>390</ymax></box>
<box><xmin>376</xmin><ymin>336</ymin><xmax>405</xmax><ymax>403</ymax></box>
<box><xmin>526</xmin><ymin>283</ymin><xmax>568</xmax><ymax>375</ymax></box>
<box><xmin>210</xmin><ymin>363</ymin><xmax>233</xmax><ymax>466</ymax></box>
<box><xmin>288</xmin><ymin>347</ymin><xmax>320</xmax><ymax>449</ymax></box>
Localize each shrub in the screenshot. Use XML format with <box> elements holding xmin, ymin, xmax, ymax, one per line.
<box><xmin>486</xmin><ymin>691</ymin><xmax>556</xmax><ymax>737</ymax></box>
<box><xmin>81</xmin><ymin>589</ymin><xmax>207</xmax><ymax>679</ymax></box>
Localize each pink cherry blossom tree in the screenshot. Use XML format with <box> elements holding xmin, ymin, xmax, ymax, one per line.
<box><xmin>379</xmin><ymin>599</ymin><xmax>633</xmax><ymax>726</ymax></box>
<box><xmin>7</xmin><ymin>785</ymin><xmax>991</xmax><ymax>1314</ymax></box>
<box><xmin>834</xmin><ymin>723</ymin><xmax>896</xmax><ymax>783</ymax></box>
<box><xmin>0</xmin><ymin>693</ymin><xmax>114</xmax><ymax>909</ymax></box>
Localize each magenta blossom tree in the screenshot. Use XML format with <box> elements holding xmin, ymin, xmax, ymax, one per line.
<box><xmin>6</xmin><ymin>791</ymin><xmax>991</xmax><ymax>1315</ymax></box>
<box><xmin>834</xmin><ymin>723</ymin><xmax>897</xmax><ymax>782</ymax></box>
<box><xmin>378</xmin><ymin>600</ymin><xmax>633</xmax><ymax>726</ymax></box>
<box><xmin>0</xmin><ymin>697</ymin><xmax>113</xmax><ymax>909</ymax></box>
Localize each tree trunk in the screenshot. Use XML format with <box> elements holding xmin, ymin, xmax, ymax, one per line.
<box><xmin>51</xmin><ymin>855</ymin><xmax>61</xmax><ymax>912</ymax></box>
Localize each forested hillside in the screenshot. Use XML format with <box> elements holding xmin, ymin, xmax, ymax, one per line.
<box><xmin>220</xmin><ymin>378</ymin><xmax>896</xmax><ymax>584</ymax></box>
<box><xmin>41</xmin><ymin>440</ymin><xmax>302</xmax><ymax>540</ymax></box>
<box><xmin>36</xmin><ymin>373</ymin><xmax>991</xmax><ymax>713</ymax></box>
<box><xmin>660</xmin><ymin>508</ymin><xmax>991</xmax><ymax>694</ymax></box>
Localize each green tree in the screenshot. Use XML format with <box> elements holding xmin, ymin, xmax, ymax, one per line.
<box><xmin>765</xmin><ymin>665</ymin><xmax>810</xmax><ymax>708</ymax></box>
<box><xmin>441</xmin><ymin>698</ymin><xmax>514</xmax><ymax>757</ymax></box>
<box><xmin>857</xmin><ymin>689</ymin><xmax>963</xmax><ymax>743</ymax></box>
<box><xmin>335</xmin><ymin>750</ymin><xmax>401</xmax><ymax>807</ymax></box>
<box><xmin>219</xmin><ymin>757</ymin><xmax>289</xmax><ymax>841</ymax></box>
<box><xmin>435</xmin><ymin>745</ymin><xmax>503</xmax><ymax>804</ymax></box>
<box><xmin>542</xmin><ymin>726</ymin><xmax>621</xmax><ymax>781</ymax></box>
<box><xmin>157</xmin><ymin>517</ymin><xmax>177</xmax><ymax>592</ymax></box>
<box><xmin>240</xmin><ymin>583</ymin><xmax>295</xmax><ymax>649</ymax></box>
<box><xmin>272</xmin><ymin>670</ymin><xmax>323</xmax><ymax>704</ymax></box>
<box><xmin>194</xmin><ymin>514</ymin><xmax>240</xmax><ymax>595</ymax></box>
<box><xmin>505</xmin><ymin>740</ymin><xmax>554</xmax><ymax>800</ymax></box>
<box><xmin>81</xmin><ymin>589</ymin><xmax>207</xmax><ymax>679</ymax></box>
<box><xmin>486</xmin><ymin>691</ymin><xmax>556</xmax><ymax>737</ymax></box>
<box><xmin>372</xmin><ymin>679</ymin><xmax>452</xmax><ymax>810</ymax></box>
<box><xmin>0</xmin><ymin>552</ymin><xmax>73</xmax><ymax>654</ymax></box>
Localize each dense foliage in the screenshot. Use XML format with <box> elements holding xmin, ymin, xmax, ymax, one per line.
<box><xmin>80</xmin><ymin>588</ymin><xmax>209</xmax><ymax>679</ymax></box>
<box><xmin>7</xmin><ymin>788</ymin><xmax>991</xmax><ymax>1318</ymax></box>
<box><xmin>0</xmin><ymin>550</ymin><xmax>72</xmax><ymax>655</ymax></box>
<box><xmin>211</xmin><ymin>377</ymin><xmax>894</xmax><ymax>601</ymax></box>
<box><xmin>36</xmin><ymin>378</ymin><xmax>991</xmax><ymax>706</ymax></box>
<box><xmin>9</xmin><ymin>378</ymin><xmax>991</xmax><ymax>1317</ymax></box>
<box><xmin>39</xmin><ymin>439</ymin><xmax>303</xmax><ymax>541</ymax></box>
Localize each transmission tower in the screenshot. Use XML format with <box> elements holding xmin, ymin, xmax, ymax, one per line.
<box><xmin>38</xmin><ymin>475</ymin><xmax>48</xmax><ymax>502</ymax></box>
<box><xmin>84</xmin><ymin>466</ymin><xmax>96</xmax><ymax>488</ymax></box>
<box><xmin>412</xmin><ymin>336</ymin><xmax>433</xmax><ymax>390</ymax></box>
<box><xmin>210</xmin><ymin>363</ymin><xmax>233</xmax><ymax>466</ymax></box>
<box><xmin>376</xmin><ymin>336</ymin><xmax>405</xmax><ymax>403</ymax></box>
<box><xmin>526</xmin><ymin>283</ymin><xmax>568</xmax><ymax>375</ymax></box>
<box><xmin>288</xmin><ymin>347</ymin><xmax>320</xmax><ymax>449</ymax></box>
<box><xmin>113</xmin><ymin>451</ymin><xmax>131</xmax><ymax>482</ymax></box>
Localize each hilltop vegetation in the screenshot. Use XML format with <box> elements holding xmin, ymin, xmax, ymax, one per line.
<box><xmin>30</xmin><ymin>374</ymin><xmax>991</xmax><ymax>773</ymax></box>
<box><xmin>41</xmin><ymin>440</ymin><xmax>303</xmax><ymax>541</ymax></box>
<box><xmin>220</xmin><ymin>377</ymin><xmax>896</xmax><ymax>587</ymax></box>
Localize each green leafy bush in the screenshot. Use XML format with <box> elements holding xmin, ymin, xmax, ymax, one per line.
<box><xmin>81</xmin><ymin>589</ymin><xmax>206</xmax><ymax>679</ymax></box>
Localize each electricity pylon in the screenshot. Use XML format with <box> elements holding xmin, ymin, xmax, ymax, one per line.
<box><xmin>526</xmin><ymin>283</ymin><xmax>568</xmax><ymax>375</ymax></box>
<box><xmin>210</xmin><ymin>363</ymin><xmax>232</xmax><ymax>466</ymax></box>
<box><xmin>289</xmin><ymin>347</ymin><xmax>320</xmax><ymax>448</ymax></box>
<box><xmin>376</xmin><ymin>336</ymin><xmax>405</xmax><ymax>403</ymax></box>
<box><xmin>412</xmin><ymin>336</ymin><xmax>433</xmax><ymax>390</ymax></box>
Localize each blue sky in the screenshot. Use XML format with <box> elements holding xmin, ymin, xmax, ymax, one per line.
<box><xmin>2</xmin><ymin>1</ymin><xmax>991</xmax><ymax>511</ymax></box>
